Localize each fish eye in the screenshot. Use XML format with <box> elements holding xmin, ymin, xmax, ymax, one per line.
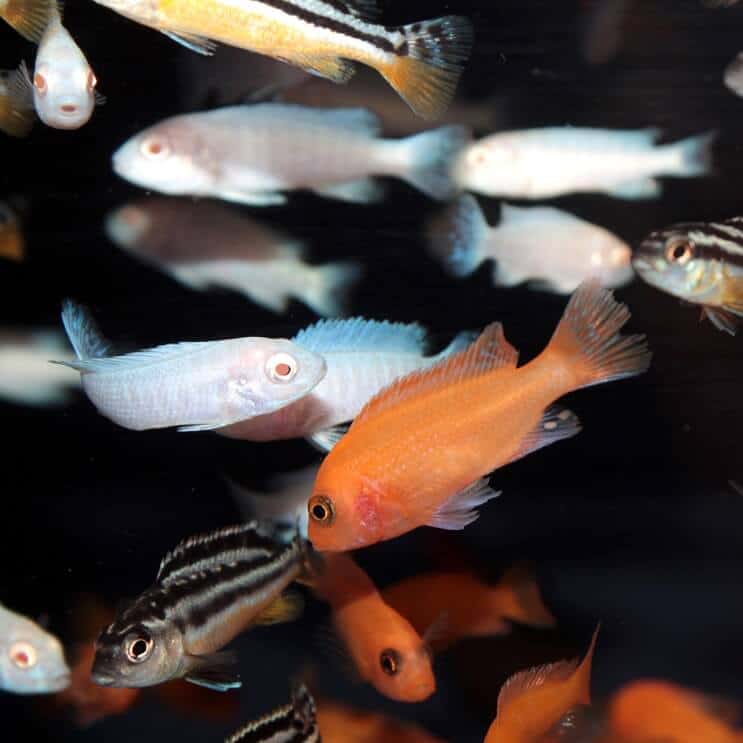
<box><xmin>665</xmin><ymin>238</ymin><xmax>694</xmax><ymax>265</ymax></box>
<box><xmin>9</xmin><ymin>641</ymin><xmax>37</xmax><ymax>669</ymax></box>
<box><xmin>379</xmin><ymin>648</ymin><xmax>402</xmax><ymax>676</ymax></box>
<box><xmin>87</xmin><ymin>71</ymin><xmax>98</xmax><ymax>92</ymax></box>
<box><xmin>266</xmin><ymin>352</ymin><xmax>298</xmax><ymax>383</ymax></box>
<box><xmin>125</xmin><ymin>633</ymin><xmax>153</xmax><ymax>664</ymax></box>
<box><xmin>140</xmin><ymin>137</ymin><xmax>170</xmax><ymax>159</ymax></box>
<box><xmin>308</xmin><ymin>494</ymin><xmax>335</xmax><ymax>526</ymax></box>
<box><xmin>33</xmin><ymin>72</ymin><xmax>47</xmax><ymax>95</ymax></box>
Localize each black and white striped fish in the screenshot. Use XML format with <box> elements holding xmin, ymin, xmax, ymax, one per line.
<box><xmin>634</xmin><ymin>217</ymin><xmax>743</xmax><ymax>334</ymax></box>
<box><xmin>226</xmin><ymin>684</ymin><xmax>320</xmax><ymax>743</ymax></box>
<box><xmin>91</xmin><ymin>522</ymin><xmax>311</xmax><ymax>691</ymax></box>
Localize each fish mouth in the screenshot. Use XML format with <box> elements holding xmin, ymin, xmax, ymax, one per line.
<box><xmin>91</xmin><ymin>671</ymin><xmax>117</xmax><ymax>687</ymax></box>
<box><xmin>631</xmin><ymin>257</ymin><xmax>654</xmax><ymax>273</ymax></box>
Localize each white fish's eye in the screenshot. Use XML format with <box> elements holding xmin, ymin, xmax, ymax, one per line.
<box><xmin>87</xmin><ymin>71</ymin><xmax>98</xmax><ymax>92</ymax></box>
<box><xmin>9</xmin><ymin>641</ymin><xmax>37</xmax><ymax>669</ymax></box>
<box><xmin>266</xmin><ymin>352</ymin><xmax>298</xmax><ymax>383</ymax></box>
<box><xmin>33</xmin><ymin>72</ymin><xmax>47</xmax><ymax>96</ymax></box>
<box><xmin>125</xmin><ymin>634</ymin><xmax>153</xmax><ymax>664</ymax></box>
<box><xmin>238</xmin><ymin>375</ymin><xmax>249</xmax><ymax>387</ymax></box>
<box><xmin>665</xmin><ymin>237</ymin><xmax>695</xmax><ymax>265</ymax></box>
<box><xmin>140</xmin><ymin>137</ymin><xmax>170</xmax><ymax>160</ymax></box>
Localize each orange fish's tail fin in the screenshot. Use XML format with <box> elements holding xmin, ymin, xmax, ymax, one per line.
<box><xmin>546</xmin><ymin>280</ymin><xmax>651</xmax><ymax>392</ymax></box>
<box><xmin>492</xmin><ymin>563</ymin><xmax>557</xmax><ymax>629</ymax></box>
<box><xmin>380</xmin><ymin>16</ymin><xmax>474</xmax><ymax>120</ymax></box>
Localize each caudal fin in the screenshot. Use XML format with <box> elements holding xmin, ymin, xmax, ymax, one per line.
<box><xmin>428</xmin><ymin>194</ymin><xmax>488</xmax><ymax>275</ymax></box>
<box><xmin>304</xmin><ymin>261</ymin><xmax>363</xmax><ymax>317</ymax></box>
<box><xmin>546</xmin><ymin>280</ymin><xmax>651</xmax><ymax>391</ymax></box>
<box><xmin>1</xmin><ymin>0</ymin><xmax>53</xmax><ymax>42</ymax></box>
<box><xmin>381</xmin><ymin>15</ymin><xmax>474</xmax><ymax>120</ymax></box>
<box><xmin>665</xmin><ymin>131</ymin><xmax>716</xmax><ymax>177</ymax></box>
<box><xmin>60</xmin><ymin>299</ymin><xmax>111</xmax><ymax>360</ymax></box>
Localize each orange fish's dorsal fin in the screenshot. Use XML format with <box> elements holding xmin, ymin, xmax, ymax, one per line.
<box><xmin>353</xmin><ymin>322</ymin><xmax>518</xmax><ymax>427</ymax></box>
<box><xmin>496</xmin><ymin>659</ymin><xmax>581</xmax><ymax>715</ymax></box>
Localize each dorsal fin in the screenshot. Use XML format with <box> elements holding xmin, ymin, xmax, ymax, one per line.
<box><xmin>341</xmin><ymin>0</ymin><xmax>381</xmax><ymax>21</ymax></box>
<box><xmin>353</xmin><ymin>322</ymin><xmax>518</xmax><ymax>426</ymax></box>
<box><xmin>496</xmin><ymin>658</ymin><xmax>581</xmax><ymax>715</ymax></box>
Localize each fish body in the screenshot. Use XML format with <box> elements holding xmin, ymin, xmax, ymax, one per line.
<box><xmin>315</xmin><ymin>553</ymin><xmax>435</xmax><ymax>702</ymax></box>
<box><xmin>429</xmin><ymin>196</ymin><xmax>633</xmax><ymax>293</ymax></box>
<box><xmin>105</xmin><ymin>197</ymin><xmax>360</xmax><ymax>316</ymax></box>
<box><xmin>89</xmin><ymin>0</ymin><xmax>472</xmax><ymax>119</ymax></box>
<box><xmin>0</xmin><ymin>65</ymin><xmax>35</xmax><ymax>137</ymax></box>
<box><xmin>484</xmin><ymin>628</ymin><xmax>599</xmax><ymax>743</ymax></box>
<box><xmin>453</xmin><ymin>128</ymin><xmax>714</xmax><ymax>200</ymax></box>
<box><xmin>112</xmin><ymin>104</ymin><xmax>469</xmax><ymax>205</ymax></box>
<box><xmin>307</xmin><ymin>282</ymin><xmax>650</xmax><ymax>551</ymax></box>
<box><xmin>0</xmin><ymin>603</ymin><xmax>70</xmax><ymax>694</ymax></box>
<box><xmin>92</xmin><ymin>523</ymin><xmax>308</xmax><ymax>690</ymax></box>
<box><xmin>634</xmin><ymin>217</ymin><xmax>743</xmax><ymax>334</ymax></box>
<box><xmin>0</xmin><ymin>0</ymin><xmax>52</xmax><ymax>42</ymax></box>
<box><xmin>222</xmin><ymin>318</ymin><xmax>473</xmax><ymax>450</ymax></box>
<box><xmin>56</xmin><ymin>300</ymin><xmax>326</xmax><ymax>431</ymax></box>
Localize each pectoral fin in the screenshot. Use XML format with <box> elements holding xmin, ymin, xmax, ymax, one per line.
<box><xmin>184</xmin><ymin>651</ymin><xmax>240</xmax><ymax>692</ymax></box>
<box><xmin>307</xmin><ymin>423</ymin><xmax>350</xmax><ymax>452</ymax></box>
<box><xmin>606</xmin><ymin>178</ymin><xmax>661</xmax><ymax>200</ymax></box>
<box><xmin>161</xmin><ymin>30</ymin><xmax>216</xmax><ymax>55</ymax></box>
<box><xmin>427</xmin><ymin>477</ymin><xmax>501</xmax><ymax>530</ymax></box>
<box><xmin>704</xmin><ymin>306</ymin><xmax>738</xmax><ymax>335</ymax></box>
<box><xmin>214</xmin><ymin>189</ymin><xmax>288</xmax><ymax>207</ymax></box>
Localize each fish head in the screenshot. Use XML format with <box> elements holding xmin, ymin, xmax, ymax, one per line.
<box><xmin>0</xmin><ymin>621</ymin><xmax>70</xmax><ymax>694</ymax></box>
<box><xmin>112</xmin><ymin>119</ymin><xmax>215</xmax><ymax>196</ymax></box>
<box><xmin>104</xmin><ymin>203</ymin><xmax>153</xmax><ymax>252</ymax></box>
<box><xmin>586</xmin><ymin>232</ymin><xmax>634</xmax><ymax>289</ymax></box>
<box><xmin>225</xmin><ymin>338</ymin><xmax>327</xmax><ymax>419</ymax></box>
<box><xmin>368</xmin><ymin>634</ymin><xmax>436</xmax><ymax>702</ymax></box>
<box><xmin>32</xmin><ymin>60</ymin><xmax>96</xmax><ymax>130</ymax></box>
<box><xmin>453</xmin><ymin>134</ymin><xmax>528</xmax><ymax>194</ymax></box>
<box><xmin>724</xmin><ymin>52</ymin><xmax>743</xmax><ymax>96</ymax></box>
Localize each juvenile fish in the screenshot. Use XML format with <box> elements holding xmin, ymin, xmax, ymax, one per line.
<box><xmin>454</xmin><ymin>127</ymin><xmax>715</xmax><ymax>200</ymax></box>
<box><xmin>55</xmin><ymin>300</ymin><xmax>326</xmax><ymax>431</ymax></box>
<box><xmin>112</xmin><ymin>104</ymin><xmax>469</xmax><ymax>206</ymax></box>
<box><xmin>221</xmin><ymin>317</ymin><xmax>474</xmax><ymax>451</ymax></box>
<box><xmin>92</xmin><ymin>523</ymin><xmax>310</xmax><ymax>690</ymax></box>
<box><xmin>226</xmin><ymin>684</ymin><xmax>319</xmax><ymax>743</ymax></box>
<box><xmin>87</xmin><ymin>0</ymin><xmax>472</xmax><ymax>120</ymax></box>
<box><xmin>634</xmin><ymin>217</ymin><xmax>743</xmax><ymax>334</ymax></box>
<box><xmin>429</xmin><ymin>196</ymin><xmax>633</xmax><ymax>294</ymax></box>
<box><xmin>0</xmin><ymin>64</ymin><xmax>34</xmax><ymax>137</ymax></box>
<box><xmin>0</xmin><ymin>0</ymin><xmax>52</xmax><ymax>42</ymax></box>
<box><xmin>0</xmin><ymin>602</ymin><xmax>70</xmax><ymax>694</ymax></box>
<box><xmin>105</xmin><ymin>197</ymin><xmax>361</xmax><ymax>317</ymax></box>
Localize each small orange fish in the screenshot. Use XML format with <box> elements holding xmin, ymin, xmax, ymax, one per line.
<box><xmin>0</xmin><ymin>201</ymin><xmax>24</xmax><ymax>260</ymax></box>
<box><xmin>314</xmin><ymin>553</ymin><xmax>436</xmax><ymax>702</ymax></box>
<box><xmin>381</xmin><ymin>564</ymin><xmax>556</xmax><ymax>651</ymax></box>
<box><xmin>484</xmin><ymin>627</ymin><xmax>599</xmax><ymax>743</ymax></box>
<box><xmin>307</xmin><ymin>282</ymin><xmax>651</xmax><ymax>551</ymax></box>
<box><xmin>607</xmin><ymin>680</ymin><xmax>743</xmax><ymax>743</ymax></box>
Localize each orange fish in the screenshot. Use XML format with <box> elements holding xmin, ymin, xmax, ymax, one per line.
<box><xmin>0</xmin><ymin>201</ymin><xmax>24</xmax><ymax>260</ymax></box>
<box><xmin>381</xmin><ymin>564</ymin><xmax>556</xmax><ymax>651</ymax></box>
<box><xmin>307</xmin><ymin>282</ymin><xmax>651</xmax><ymax>551</ymax></box>
<box><xmin>314</xmin><ymin>552</ymin><xmax>436</xmax><ymax>702</ymax></box>
<box><xmin>607</xmin><ymin>680</ymin><xmax>743</xmax><ymax>743</ymax></box>
<box><xmin>484</xmin><ymin>626</ymin><xmax>599</xmax><ymax>743</ymax></box>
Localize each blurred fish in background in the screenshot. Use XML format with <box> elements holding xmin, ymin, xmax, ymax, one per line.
<box><xmin>580</xmin><ymin>0</ymin><xmax>634</xmax><ymax>66</ymax></box>
<box><xmin>0</xmin><ymin>200</ymin><xmax>25</xmax><ymax>261</ymax></box>
<box><xmin>0</xmin><ymin>64</ymin><xmax>34</xmax><ymax>137</ymax></box>
<box><xmin>0</xmin><ymin>0</ymin><xmax>51</xmax><ymax>42</ymax></box>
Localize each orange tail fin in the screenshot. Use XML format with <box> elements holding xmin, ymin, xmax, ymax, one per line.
<box><xmin>493</xmin><ymin>563</ymin><xmax>557</xmax><ymax>629</ymax></box>
<box><xmin>379</xmin><ymin>16</ymin><xmax>474</xmax><ymax>120</ymax></box>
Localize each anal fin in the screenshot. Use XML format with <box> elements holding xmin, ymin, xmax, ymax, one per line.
<box><xmin>254</xmin><ymin>589</ymin><xmax>304</xmax><ymax>625</ymax></box>
<box><xmin>505</xmin><ymin>407</ymin><xmax>581</xmax><ymax>466</ymax></box>
<box><xmin>161</xmin><ymin>30</ymin><xmax>217</xmax><ymax>55</ymax></box>
<box><xmin>283</xmin><ymin>55</ymin><xmax>356</xmax><ymax>84</ymax></box>
<box><xmin>184</xmin><ymin>651</ymin><xmax>240</xmax><ymax>692</ymax></box>
<box><xmin>214</xmin><ymin>189</ymin><xmax>288</xmax><ymax>207</ymax></box>
<box><xmin>427</xmin><ymin>477</ymin><xmax>501</xmax><ymax>530</ymax></box>
<box><xmin>704</xmin><ymin>306</ymin><xmax>738</xmax><ymax>335</ymax></box>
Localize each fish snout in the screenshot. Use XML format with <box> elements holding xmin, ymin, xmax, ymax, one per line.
<box><xmin>91</xmin><ymin>669</ymin><xmax>116</xmax><ymax>687</ymax></box>
<box><xmin>60</xmin><ymin>103</ymin><xmax>77</xmax><ymax>114</ymax></box>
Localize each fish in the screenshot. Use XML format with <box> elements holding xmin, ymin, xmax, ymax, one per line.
<box><xmin>580</xmin><ymin>0</ymin><xmax>633</xmax><ymax>66</ymax></box>
<box><xmin>0</xmin><ymin>201</ymin><xmax>24</xmax><ymax>261</ymax></box>
<box><xmin>221</xmin><ymin>318</ymin><xmax>475</xmax><ymax>451</ymax></box>
<box><xmin>54</xmin><ymin>299</ymin><xmax>327</xmax><ymax>432</ymax></box>
<box><xmin>0</xmin><ymin>64</ymin><xmax>35</xmax><ymax>137</ymax></box>
<box><xmin>428</xmin><ymin>196</ymin><xmax>634</xmax><ymax>294</ymax></box>
<box><xmin>724</xmin><ymin>51</ymin><xmax>743</xmax><ymax>97</ymax></box>
<box><xmin>112</xmin><ymin>104</ymin><xmax>469</xmax><ymax>206</ymax></box>
<box><xmin>453</xmin><ymin>127</ymin><xmax>715</xmax><ymax>201</ymax></box>
<box><xmin>0</xmin><ymin>0</ymin><xmax>52</xmax><ymax>42</ymax></box>
<box><xmin>105</xmin><ymin>197</ymin><xmax>361</xmax><ymax>317</ymax></box>
<box><xmin>87</xmin><ymin>0</ymin><xmax>473</xmax><ymax>120</ymax></box>
<box><xmin>306</xmin><ymin>282</ymin><xmax>651</xmax><ymax>551</ymax></box>
<box><xmin>0</xmin><ymin>602</ymin><xmax>70</xmax><ymax>694</ymax></box>
<box><xmin>381</xmin><ymin>564</ymin><xmax>556</xmax><ymax>652</ymax></box>
<box><xmin>92</xmin><ymin>522</ymin><xmax>311</xmax><ymax>690</ymax></box>
<box><xmin>483</xmin><ymin>627</ymin><xmax>599</xmax><ymax>743</ymax></box>
<box><xmin>225</xmin><ymin>684</ymin><xmax>319</xmax><ymax>742</ymax></box>
<box><xmin>607</xmin><ymin>680</ymin><xmax>743</xmax><ymax>743</ymax></box>
<box><xmin>28</xmin><ymin>3</ymin><xmax>104</xmax><ymax>129</ymax></box>
<box><xmin>314</xmin><ymin>552</ymin><xmax>436</xmax><ymax>702</ymax></box>
<box><xmin>634</xmin><ymin>216</ymin><xmax>743</xmax><ymax>334</ymax></box>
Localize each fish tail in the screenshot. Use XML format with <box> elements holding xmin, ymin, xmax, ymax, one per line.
<box><xmin>398</xmin><ymin>125</ymin><xmax>470</xmax><ymax>200</ymax></box>
<box><xmin>379</xmin><ymin>16</ymin><xmax>474</xmax><ymax>120</ymax></box>
<box><xmin>545</xmin><ymin>280</ymin><xmax>651</xmax><ymax>391</ymax></box>
<box><xmin>305</xmin><ymin>261</ymin><xmax>363</xmax><ymax>317</ymax></box>
<box><xmin>60</xmin><ymin>299</ymin><xmax>111</xmax><ymax>360</ymax></box>
<box><xmin>663</xmin><ymin>130</ymin><xmax>716</xmax><ymax>176</ymax></box>
<box><xmin>493</xmin><ymin>564</ymin><xmax>556</xmax><ymax>629</ymax></box>
<box><xmin>1</xmin><ymin>0</ymin><xmax>53</xmax><ymax>42</ymax></box>
<box><xmin>428</xmin><ymin>194</ymin><xmax>488</xmax><ymax>276</ymax></box>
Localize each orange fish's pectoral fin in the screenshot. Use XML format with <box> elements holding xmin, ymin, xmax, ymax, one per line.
<box><xmin>281</xmin><ymin>54</ymin><xmax>356</xmax><ymax>85</ymax></box>
<box><xmin>703</xmin><ymin>306</ymin><xmax>739</xmax><ymax>335</ymax></box>
<box><xmin>427</xmin><ymin>477</ymin><xmax>501</xmax><ymax>531</ymax></box>
<box><xmin>183</xmin><ymin>651</ymin><xmax>241</xmax><ymax>692</ymax></box>
<box><xmin>254</xmin><ymin>589</ymin><xmax>305</xmax><ymax>625</ymax></box>
<box><xmin>505</xmin><ymin>407</ymin><xmax>582</xmax><ymax>467</ymax></box>
<box><xmin>1</xmin><ymin>0</ymin><xmax>53</xmax><ymax>42</ymax></box>
<box><xmin>0</xmin><ymin>62</ymin><xmax>35</xmax><ymax>138</ymax></box>
<box><xmin>160</xmin><ymin>30</ymin><xmax>216</xmax><ymax>55</ymax></box>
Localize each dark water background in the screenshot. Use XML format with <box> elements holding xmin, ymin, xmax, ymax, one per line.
<box><xmin>1</xmin><ymin>0</ymin><xmax>743</xmax><ymax>740</ymax></box>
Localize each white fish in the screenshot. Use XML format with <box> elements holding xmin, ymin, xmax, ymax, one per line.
<box><xmin>105</xmin><ymin>197</ymin><xmax>361</xmax><ymax>316</ymax></box>
<box><xmin>55</xmin><ymin>300</ymin><xmax>327</xmax><ymax>432</ymax></box>
<box><xmin>220</xmin><ymin>317</ymin><xmax>474</xmax><ymax>450</ymax></box>
<box><xmin>428</xmin><ymin>196</ymin><xmax>634</xmax><ymax>293</ymax></box>
<box><xmin>453</xmin><ymin>127</ymin><xmax>715</xmax><ymax>200</ymax></box>
<box><xmin>724</xmin><ymin>51</ymin><xmax>743</xmax><ymax>97</ymax></box>
<box><xmin>30</xmin><ymin>4</ymin><xmax>103</xmax><ymax>129</ymax></box>
<box><xmin>0</xmin><ymin>603</ymin><xmax>70</xmax><ymax>694</ymax></box>
<box><xmin>112</xmin><ymin>103</ymin><xmax>469</xmax><ymax>206</ymax></box>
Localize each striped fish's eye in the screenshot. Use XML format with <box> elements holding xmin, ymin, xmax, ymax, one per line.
<box><xmin>125</xmin><ymin>633</ymin><xmax>153</xmax><ymax>664</ymax></box>
<box><xmin>266</xmin><ymin>352</ymin><xmax>298</xmax><ymax>383</ymax></box>
<box><xmin>308</xmin><ymin>495</ymin><xmax>335</xmax><ymax>526</ymax></box>
<box><xmin>379</xmin><ymin>648</ymin><xmax>402</xmax><ymax>676</ymax></box>
<box><xmin>665</xmin><ymin>238</ymin><xmax>694</xmax><ymax>265</ymax></box>
<box><xmin>9</xmin><ymin>641</ymin><xmax>37</xmax><ymax>669</ymax></box>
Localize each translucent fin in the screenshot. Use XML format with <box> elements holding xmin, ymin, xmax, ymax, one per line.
<box><xmin>428</xmin><ymin>194</ymin><xmax>488</xmax><ymax>276</ymax></box>
<box><xmin>705</xmin><ymin>306</ymin><xmax>738</xmax><ymax>335</ymax></box>
<box><xmin>666</xmin><ymin>130</ymin><xmax>716</xmax><ymax>176</ymax></box>
<box><xmin>427</xmin><ymin>477</ymin><xmax>501</xmax><ymax>530</ymax></box>
<box><xmin>312</xmin><ymin>178</ymin><xmax>384</xmax><ymax>204</ymax></box>
<box><xmin>342</xmin><ymin>0</ymin><xmax>380</xmax><ymax>20</ymax></box>
<box><xmin>292</xmin><ymin>54</ymin><xmax>356</xmax><ymax>84</ymax></box>
<box><xmin>431</xmin><ymin>330</ymin><xmax>478</xmax><ymax>361</ymax></box>
<box><xmin>177</xmin><ymin>421</ymin><xmax>228</xmax><ymax>432</ymax></box>
<box><xmin>94</xmin><ymin>90</ymin><xmax>107</xmax><ymax>106</ymax></box>
<box><xmin>307</xmin><ymin>423</ymin><xmax>350</xmax><ymax>452</ymax></box>
<box><xmin>213</xmin><ymin>189</ymin><xmax>287</xmax><ymax>206</ymax></box>
<box><xmin>505</xmin><ymin>406</ymin><xmax>581</xmax><ymax>466</ymax></box>
<box><xmin>184</xmin><ymin>651</ymin><xmax>240</xmax><ymax>692</ymax></box>
<box><xmin>1</xmin><ymin>0</ymin><xmax>53</xmax><ymax>42</ymax></box>
<box><xmin>254</xmin><ymin>589</ymin><xmax>304</xmax><ymax>625</ymax></box>
<box><xmin>606</xmin><ymin>177</ymin><xmax>661</xmax><ymax>199</ymax></box>
<box><xmin>0</xmin><ymin>63</ymin><xmax>35</xmax><ymax>138</ymax></box>
<box><xmin>56</xmin><ymin>341</ymin><xmax>209</xmax><ymax>374</ymax></box>
<box><xmin>161</xmin><ymin>30</ymin><xmax>216</xmax><ymax>55</ymax></box>
<box><xmin>60</xmin><ymin>299</ymin><xmax>111</xmax><ymax>360</ymax></box>
<box><xmin>295</xmin><ymin>317</ymin><xmax>428</xmax><ymax>355</ymax></box>
<box><xmin>303</xmin><ymin>261</ymin><xmax>363</xmax><ymax>317</ymax></box>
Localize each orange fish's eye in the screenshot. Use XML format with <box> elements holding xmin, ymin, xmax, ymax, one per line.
<box><xmin>9</xmin><ymin>641</ymin><xmax>37</xmax><ymax>669</ymax></box>
<box><xmin>665</xmin><ymin>238</ymin><xmax>694</xmax><ymax>265</ymax></box>
<box><xmin>125</xmin><ymin>633</ymin><xmax>153</xmax><ymax>664</ymax></box>
<box><xmin>33</xmin><ymin>72</ymin><xmax>47</xmax><ymax>95</ymax></box>
<box><xmin>308</xmin><ymin>495</ymin><xmax>335</xmax><ymax>526</ymax></box>
<box><xmin>140</xmin><ymin>137</ymin><xmax>170</xmax><ymax>159</ymax></box>
<box><xmin>379</xmin><ymin>648</ymin><xmax>401</xmax><ymax>676</ymax></box>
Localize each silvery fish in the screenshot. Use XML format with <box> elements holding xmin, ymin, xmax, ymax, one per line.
<box><xmin>92</xmin><ymin>523</ymin><xmax>311</xmax><ymax>691</ymax></box>
<box><xmin>635</xmin><ymin>217</ymin><xmax>743</xmax><ymax>334</ymax></box>
<box><xmin>55</xmin><ymin>300</ymin><xmax>327</xmax><ymax>431</ymax></box>
<box><xmin>0</xmin><ymin>602</ymin><xmax>70</xmax><ymax>694</ymax></box>
<box><xmin>220</xmin><ymin>317</ymin><xmax>475</xmax><ymax>451</ymax></box>
<box><xmin>226</xmin><ymin>684</ymin><xmax>319</xmax><ymax>743</ymax></box>
<box><xmin>453</xmin><ymin>127</ymin><xmax>715</xmax><ymax>200</ymax></box>
<box><xmin>429</xmin><ymin>196</ymin><xmax>634</xmax><ymax>294</ymax></box>
<box><xmin>105</xmin><ymin>197</ymin><xmax>361</xmax><ymax>317</ymax></box>
<box><xmin>112</xmin><ymin>104</ymin><xmax>469</xmax><ymax>206</ymax></box>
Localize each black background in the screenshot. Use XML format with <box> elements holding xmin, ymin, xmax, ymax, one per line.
<box><xmin>1</xmin><ymin>0</ymin><xmax>743</xmax><ymax>740</ymax></box>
